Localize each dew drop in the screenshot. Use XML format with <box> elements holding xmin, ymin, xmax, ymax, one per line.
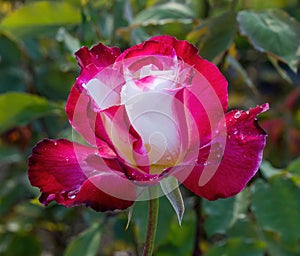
<box><xmin>54</xmin><ymin>142</ymin><xmax>57</xmax><ymax>146</ymax></box>
<box><xmin>65</xmin><ymin>157</ymin><xmax>69</xmax><ymax>162</ymax></box>
<box><xmin>67</xmin><ymin>189</ymin><xmax>80</xmax><ymax>200</ymax></box>
<box><xmin>239</xmin><ymin>134</ymin><xmax>247</xmax><ymax>144</ymax></box>
<box><xmin>246</xmin><ymin>110</ymin><xmax>250</xmax><ymax>115</ymax></box>
<box><xmin>234</xmin><ymin>111</ymin><xmax>242</xmax><ymax>119</ymax></box>
<box><xmin>166</xmin><ymin>156</ymin><xmax>171</xmax><ymax>161</ymax></box>
<box><xmin>68</xmin><ymin>194</ymin><xmax>76</xmax><ymax>200</ymax></box>
<box><xmin>233</xmin><ymin>129</ymin><xmax>238</xmax><ymax>135</ymax></box>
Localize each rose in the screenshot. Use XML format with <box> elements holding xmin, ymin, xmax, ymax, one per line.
<box><xmin>28</xmin><ymin>35</ymin><xmax>268</xmax><ymax>212</ymax></box>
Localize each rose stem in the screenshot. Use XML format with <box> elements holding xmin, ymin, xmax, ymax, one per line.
<box><xmin>192</xmin><ymin>196</ymin><xmax>204</xmax><ymax>256</ymax></box>
<box><xmin>142</xmin><ymin>186</ymin><xmax>159</xmax><ymax>256</ymax></box>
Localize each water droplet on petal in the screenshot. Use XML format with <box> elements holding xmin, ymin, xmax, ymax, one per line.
<box><xmin>233</xmin><ymin>129</ymin><xmax>238</xmax><ymax>135</ymax></box>
<box><xmin>65</xmin><ymin>157</ymin><xmax>69</xmax><ymax>162</ymax></box>
<box><xmin>166</xmin><ymin>156</ymin><xmax>171</xmax><ymax>161</ymax></box>
<box><xmin>68</xmin><ymin>194</ymin><xmax>76</xmax><ymax>199</ymax></box>
<box><xmin>67</xmin><ymin>189</ymin><xmax>79</xmax><ymax>200</ymax></box>
<box><xmin>54</xmin><ymin>142</ymin><xmax>57</xmax><ymax>146</ymax></box>
<box><xmin>234</xmin><ymin>111</ymin><xmax>242</xmax><ymax>119</ymax></box>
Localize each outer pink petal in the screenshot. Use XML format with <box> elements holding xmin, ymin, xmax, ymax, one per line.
<box><xmin>56</xmin><ymin>173</ymin><xmax>135</xmax><ymax>212</ymax></box>
<box><xmin>66</xmin><ymin>85</ymin><xmax>116</xmax><ymax>155</ymax></box>
<box><xmin>174</xmin><ymin>87</ymin><xmax>213</xmax><ymax>148</ymax></box>
<box><xmin>150</xmin><ymin>35</ymin><xmax>228</xmax><ymax>111</ymax></box>
<box><xmin>75</xmin><ymin>43</ymin><xmax>121</xmax><ymax>70</ymax></box>
<box><xmin>116</xmin><ymin>40</ymin><xmax>176</xmax><ymax>61</ymax></box>
<box><xmin>66</xmin><ymin>42</ymin><xmax>122</xmax><ymax>145</ymax></box>
<box><xmin>28</xmin><ymin>139</ymin><xmax>135</xmax><ymax>211</ymax></box>
<box><xmin>179</xmin><ymin>104</ymin><xmax>269</xmax><ymax>200</ymax></box>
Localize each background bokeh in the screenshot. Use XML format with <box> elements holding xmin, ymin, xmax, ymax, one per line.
<box><xmin>0</xmin><ymin>0</ymin><xmax>299</xmax><ymax>255</ymax></box>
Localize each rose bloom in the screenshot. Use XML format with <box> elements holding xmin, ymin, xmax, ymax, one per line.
<box><xmin>28</xmin><ymin>36</ymin><xmax>268</xmax><ymax>211</ymax></box>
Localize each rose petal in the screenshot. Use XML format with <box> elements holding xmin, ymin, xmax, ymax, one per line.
<box><xmin>178</xmin><ymin>104</ymin><xmax>269</xmax><ymax>200</ymax></box>
<box><xmin>83</xmin><ymin>75</ymin><xmax>121</xmax><ymax>110</ymax></box>
<box><xmin>98</xmin><ymin>105</ymin><xmax>150</xmax><ymax>173</ymax></box>
<box><xmin>174</xmin><ymin>87</ymin><xmax>212</xmax><ymax>148</ymax></box>
<box><xmin>122</xmin><ymin>90</ymin><xmax>181</xmax><ymax>168</ymax></box>
<box><xmin>150</xmin><ymin>35</ymin><xmax>228</xmax><ymax>111</ymax></box>
<box><xmin>66</xmin><ymin>42</ymin><xmax>123</xmax><ymax>141</ymax></box>
<box><xmin>75</xmin><ymin>43</ymin><xmax>121</xmax><ymax>70</ymax></box>
<box><xmin>58</xmin><ymin>173</ymin><xmax>135</xmax><ymax>212</ymax></box>
<box><xmin>29</xmin><ymin>139</ymin><xmax>98</xmax><ymax>193</ymax></box>
<box><xmin>117</xmin><ymin>40</ymin><xmax>176</xmax><ymax>61</ymax></box>
<box><xmin>66</xmin><ymin>85</ymin><xmax>116</xmax><ymax>154</ymax></box>
<box><xmin>28</xmin><ymin>139</ymin><xmax>134</xmax><ymax>211</ymax></box>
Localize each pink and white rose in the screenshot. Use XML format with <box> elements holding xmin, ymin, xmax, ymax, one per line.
<box><xmin>28</xmin><ymin>35</ymin><xmax>268</xmax><ymax>211</ymax></box>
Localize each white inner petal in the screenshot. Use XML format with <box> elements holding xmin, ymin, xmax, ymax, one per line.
<box><xmin>83</xmin><ymin>78</ymin><xmax>119</xmax><ymax>109</ymax></box>
<box><xmin>119</xmin><ymin>57</ymin><xmax>183</xmax><ymax>168</ymax></box>
<box><xmin>123</xmin><ymin>91</ymin><xmax>180</xmax><ymax>166</ymax></box>
<box><xmin>139</xmin><ymin>64</ymin><xmax>174</xmax><ymax>80</ymax></box>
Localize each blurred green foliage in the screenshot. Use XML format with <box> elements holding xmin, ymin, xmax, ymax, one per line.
<box><xmin>0</xmin><ymin>0</ymin><xmax>299</xmax><ymax>255</ymax></box>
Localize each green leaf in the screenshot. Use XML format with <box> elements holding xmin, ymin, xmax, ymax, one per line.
<box><xmin>237</xmin><ymin>9</ymin><xmax>300</xmax><ymax>72</ymax></box>
<box><xmin>160</xmin><ymin>176</ymin><xmax>185</xmax><ymax>225</ymax></box>
<box><xmin>229</xmin><ymin>189</ymin><xmax>250</xmax><ymax>227</ymax></box>
<box><xmin>226</xmin><ymin>55</ymin><xmax>258</xmax><ymax>94</ymax></box>
<box><xmin>0</xmin><ymin>177</ymin><xmax>27</xmax><ymax>215</ymax></box>
<box><xmin>132</xmin><ymin>2</ymin><xmax>194</xmax><ymax>26</ymax></box>
<box><xmin>0</xmin><ymin>33</ymin><xmax>22</xmax><ymax>64</ymax></box>
<box><xmin>56</xmin><ymin>27</ymin><xmax>80</xmax><ymax>54</ymax></box>
<box><xmin>287</xmin><ymin>157</ymin><xmax>300</xmax><ymax>175</ymax></box>
<box><xmin>203</xmin><ymin>197</ymin><xmax>235</xmax><ymax>237</ymax></box>
<box><xmin>259</xmin><ymin>161</ymin><xmax>282</xmax><ymax>179</ymax></box>
<box><xmin>228</xmin><ymin>219</ymin><xmax>258</xmax><ymax>240</ymax></box>
<box><xmin>0</xmin><ymin>1</ymin><xmax>81</xmax><ymax>37</ymax></box>
<box><xmin>251</xmin><ymin>178</ymin><xmax>300</xmax><ymax>251</ymax></box>
<box><xmin>203</xmin><ymin>190</ymin><xmax>249</xmax><ymax>237</ymax></box>
<box><xmin>0</xmin><ymin>145</ymin><xmax>22</xmax><ymax>166</ymax></box>
<box><xmin>157</xmin><ymin>211</ymin><xmax>195</xmax><ymax>255</ymax></box>
<box><xmin>126</xmin><ymin>205</ymin><xmax>134</xmax><ymax>230</ymax></box>
<box><xmin>36</xmin><ymin>63</ymin><xmax>74</xmax><ymax>101</ymax></box>
<box><xmin>206</xmin><ymin>238</ymin><xmax>265</xmax><ymax>256</ymax></box>
<box><xmin>287</xmin><ymin>157</ymin><xmax>300</xmax><ymax>186</ymax></box>
<box><xmin>187</xmin><ymin>12</ymin><xmax>237</xmax><ymax>62</ymax></box>
<box><xmin>5</xmin><ymin>233</ymin><xmax>42</xmax><ymax>256</ymax></box>
<box><xmin>268</xmin><ymin>55</ymin><xmax>293</xmax><ymax>84</ymax></box>
<box><xmin>64</xmin><ymin>223</ymin><xmax>102</xmax><ymax>256</ymax></box>
<box><xmin>0</xmin><ymin>92</ymin><xmax>62</xmax><ymax>134</ymax></box>
<box><xmin>263</xmin><ymin>230</ymin><xmax>300</xmax><ymax>256</ymax></box>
